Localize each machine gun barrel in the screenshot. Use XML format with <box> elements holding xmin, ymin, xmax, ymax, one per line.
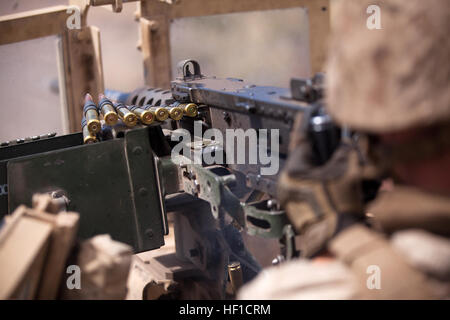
<box><xmin>1</xmin><ymin>60</ymin><xmax>345</xmax><ymax>284</ymax></box>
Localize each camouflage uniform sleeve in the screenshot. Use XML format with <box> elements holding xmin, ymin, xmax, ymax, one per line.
<box><xmin>237</xmin><ymin>259</ymin><xmax>357</xmax><ymax>300</ymax></box>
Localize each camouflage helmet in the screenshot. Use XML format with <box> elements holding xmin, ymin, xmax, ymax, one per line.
<box><xmin>326</xmin><ymin>0</ymin><xmax>450</xmax><ymax>133</ymax></box>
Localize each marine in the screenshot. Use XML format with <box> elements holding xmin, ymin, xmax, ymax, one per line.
<box><xmin>239</xmin><ymin>0</ymin><xmax>450</xmax><ymax>300</ymax></box>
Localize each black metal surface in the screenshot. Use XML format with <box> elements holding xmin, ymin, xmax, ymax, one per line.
<box><xmin>290</xmin><ymin>73</ymin><xmax>324</xmax><ymax>103</ymax></box>
<box><xmin>172</xmin><ymin>77</ymin><xmax>308</xmax><ymax>121</ymax></box>
<box><xmin>6</xmin><ymin>127</ymin><xmax>165</xmax><ymax>252</ymax></box>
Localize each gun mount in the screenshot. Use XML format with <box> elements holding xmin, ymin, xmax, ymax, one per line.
<box><xmin>0</xmin><ymin>60</ymin><xmax>340</xmax><ymax>293</ymax></box>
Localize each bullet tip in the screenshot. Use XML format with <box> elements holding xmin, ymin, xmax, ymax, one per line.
<box><xmin>84</xmin><ymin>93</ymin><xmax>93</xmax><ymax>102</ymax></box>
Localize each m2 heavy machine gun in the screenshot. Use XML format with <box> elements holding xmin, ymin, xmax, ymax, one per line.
<box><xmin>0</xmin><ymin>60</ymin><xmax>339</xmax><ymax>294</ymax></box>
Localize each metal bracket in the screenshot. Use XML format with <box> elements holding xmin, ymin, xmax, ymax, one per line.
<box><xmin>177</xmin><ymin>160</ymin><xmax>293</xmax><ymax>242</ymax></box>
<box><xmin>290</xmin><ymin>73</ymin><xmax>325</xmax><ymax>103</ymax></box>
<box><xmin>179</xmin><ymin>163</ymin><xmax>245</xmax><ymax>227</ymax></box>
<box><xmin>243</xmin><ymin>199</ymin><xmax>290</xmax><ymax>239</ymax></box>
<box><xmin>177</xmin><ymin>59</ymin><xmax>204</xmax><ymax>81</ymax></box>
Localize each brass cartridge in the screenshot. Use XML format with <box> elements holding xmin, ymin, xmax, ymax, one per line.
<box><xmin>145</xmin><ymin>105</ymin><xmax>169</xmax><ymax>122</ymax></box>
<box><xmin>81</xmin><ymin>117</ymin><xmax>97</xmax><ymax>144</ymax></box>
<box><xmin>98</xmin><ymin>94</ymin><xmax>118</xmax><ymax>126</ymax></box>
<box><xmin>128</xmin><ymin>105</ymin><xmax>154</xmax><ymax>125</ymax></box>
<box><xmin>83</xmin><ymin>93</ymin><xmax>101</xmax><ymax>134</ymax></box>
<box><xmin>114</xmin><ymin>102</ymin><xmax>137</xmax><ymax>127</ymax></box>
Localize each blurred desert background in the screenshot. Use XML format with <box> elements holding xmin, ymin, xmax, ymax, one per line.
<box><xmin>0</xmin><ymin>0</ymin><xmax>310</xmax><ymax>142</ymax></box>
